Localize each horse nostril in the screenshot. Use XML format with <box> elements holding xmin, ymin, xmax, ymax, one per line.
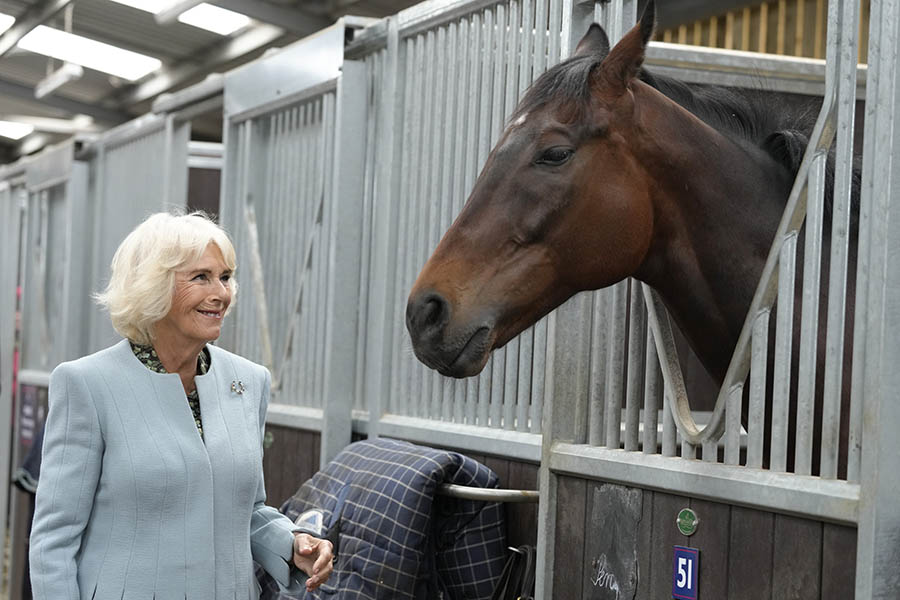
<box><xmin>407</xmin><ymin>292</ymin><xmax>450</xmax><ymax>338</ymax></box>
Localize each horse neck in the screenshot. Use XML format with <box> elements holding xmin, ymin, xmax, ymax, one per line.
<box><xmin>631</xmin><ymin>83</ymin><xmax>795</xmax><ymax>383</ymax></box>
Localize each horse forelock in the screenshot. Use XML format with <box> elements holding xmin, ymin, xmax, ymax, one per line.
<box><xmin>512</xmin><ymin>54</ymin><xmax>599</xmax><ymax>123</ymax></box>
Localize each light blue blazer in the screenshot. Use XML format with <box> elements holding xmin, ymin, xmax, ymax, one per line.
<box><xmin>30</xmin><ymin>339</ymin><xmax>305</xmax><ymax>600</ymax></box>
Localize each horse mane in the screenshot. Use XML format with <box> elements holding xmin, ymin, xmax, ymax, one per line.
<box><xmin>514</xmin><ymin>53</ymin><xmax>860</xmax><ymax>220</ymax></box>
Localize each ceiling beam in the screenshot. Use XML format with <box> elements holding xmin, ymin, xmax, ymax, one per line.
<box><xmin>116</xmin><ymin>23</ymin><xmax>287</xmax><ymax>106</ymax></box>
<box><xmin>211</xmin><ymin>0</ymin><xmax>332</xmax><ymax>36</ymax></box>
<box><xmin>0</xmin><ymin>114</ymin><xmax>101</xmax><ymax>135</ymax></box>
<box><xmin>0</xmin><ymin>76</ymin><xmax>130</xmax><ymax>124</ymax></box>
<box><xmin>0</xmin><ymin>0</ymin><xmax>74</xmax><ymax>58</ymax></box>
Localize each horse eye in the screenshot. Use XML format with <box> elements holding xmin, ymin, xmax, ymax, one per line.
<box><xmin>536</xmin><ymin>147</ymin><xmax>574</xmax><ymax>166</ymax></box>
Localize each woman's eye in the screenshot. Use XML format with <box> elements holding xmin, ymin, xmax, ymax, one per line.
<box><xmin>192</xmin><ymin>273</ymin><xmax>208</xmax><ymax>281</ymax></box>
<box><xmin>221</xmin><ymin>274</ymin><xmax>231</xmax><ymax>283</ymax></box>
<box><xmin>536</xmin><ymin>147</ymin><xmax>574</xmax><ymax>166</ymax></box>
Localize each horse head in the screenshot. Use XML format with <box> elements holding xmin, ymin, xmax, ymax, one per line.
<box><xmin>406</xmin><ymin>4</ymin><xmax>660</xmax><ymax>378</ymax></box>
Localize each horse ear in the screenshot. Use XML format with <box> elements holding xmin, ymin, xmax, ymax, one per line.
<box><xmin>597</xmin><ymin>0</ymin><xmax>656</xmax><ymax>92</ymax></box>
<box><xmin>573</xmin><ymin>24</ymin><xmax>611</xmax><ymax>59</ymax></box>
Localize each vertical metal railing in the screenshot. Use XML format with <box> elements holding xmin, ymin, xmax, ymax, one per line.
<box><xmin>0</xmin><ymin>175</ymin><xmax>25</xmax><ymax>592</ymax></box>
<box><xmin>854</xmin><ymin>0</ymin><xmax>900</xmax><ymax>595</ymax></box>
<box><xmin>222</xmin><ymin>92</ymin><xmax>336</xmax><ymax>412</ymax></box>
<box><xmin>603</xmin><ymin>0</ymin><xmax>865</xmax><ymax>483</ymax></box>
<box><xmin>362</xmin><ymin>0</ymin><xmax>569</xmax><ymax>441</ymax></box>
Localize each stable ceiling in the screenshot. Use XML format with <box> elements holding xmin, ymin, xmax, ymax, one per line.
<box><xmin>0</xmin><ymin>0</ymin><xmax>747</xmax><ymax>164</ymax></box>
<box><xmin>0</xmin><ymin>0</ymin><xmax>422</xmax><ymax>162</ymax></box>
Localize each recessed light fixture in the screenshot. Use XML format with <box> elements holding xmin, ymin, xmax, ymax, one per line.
<box><xmin>108</xmin><ymin>0</ymin><xmax>250</xmax><ymax>35</ymax></box>
<box><xmin>106</xmin><ymin>0</ymin><xmax>169</xmax><ymax>11</ymax></box>
<box><xmin>0</xmin><ymin>13</ymin><xmax>13</xmax><ymax>36</ymax></box>
<box><xmin>0</xmin><ymin>120</ymin><xmax>35</xmax><ymax>141</ymax></box>
<box><xmin>177</xmin><ymin>4</ymin><xmax>250</xmax><ymax>36</ymax></box>
<box><xmin>18</xmin><ymin>26</ymin><xmax>162</xmax><ymax>81</ymax></box>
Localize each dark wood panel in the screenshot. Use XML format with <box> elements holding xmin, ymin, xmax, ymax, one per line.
<box><xmin>822</xmin><ymin>523</ymin><xmax>857</xmax><ymax>598</ymax></box>
<box><xmin>635</xmin><ymin>489</ymin><xmax>654</xmax><ymax>599</ymax></box>
<box><xmin>278</xmin><ymin>424</ymin><xmax>306</xmax><ymax>506</ymax></box>
<box><xmin>649</xmin><ymin>491</ymin><xmax>690</xmax><ymax>599</ymax></box>
<box><xmin>554</xmin><ymin>476</ymin><xmax>587</xmax><ymax>599</ymax></box>
<box><xmin>773</xmin><ymin>515</ymin><xmax>822</xmax><ymax>599</ymax></box>
<box><xmin>688</xmin><ymin>497</ymin><xmax>731</xmax><ymax>599</ymax></box>
<box><xmin>506</xmin><ymin>461</ymin><xmax>539</xmax><ymax>547</ymax></box>
<box><xmin>582</xmin><ymin>481</ymin><xmax>645</xmax><ymax>599</ymax></box>
<box><xmin>187</xmin><ymin>167</ymin><xmax>221</xmax><ymax>218</ymax></box>
<box><xmin>483</xmin><ymin>455</ymin><xmax>510</xmax><ymax>489</ymax></box>
<box><xmin>550</xmin><ymin>476</ymin><xmax>857</xmax><ymax>600</ymax></box>
<box><xmin>728</xmin><ymin>506</ymin><xmax>775</xmax><ymax>599</ymax></box>
<box><xmin>262</xmin><ymin>425</ymin><xmax>321</xmax><ymax>508</ymax></box>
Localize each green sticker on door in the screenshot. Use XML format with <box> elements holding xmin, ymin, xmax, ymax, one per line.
<box><xmin>676</xmin><ymin>507</ymin><xmax>699</xmax><ymax>536</ymax></box>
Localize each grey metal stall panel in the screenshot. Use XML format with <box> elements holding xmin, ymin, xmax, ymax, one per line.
<box><xmin>219</xmin><ymin>22</ymin><xmax>362</xmax><ymax>463</ymax></box>
<box><xmin>854</xmin><ymin>0</ymin><xmax>900</xmax><ymax>595</ymax></box>
<box><xmin>352</xmin><ymin>0</ymin><xmax>576</xmax><ymax>459</ymax></box>
<box><xmin>220</xmin><ymin>91</ymin><xmax>337</xmax><ymax>413</ymax></box>
<box><xmin>84</xmin><ymin>116</ymin><xmax>191</xmax><ymax>353</ymax></box>
<box><xmin>0</xmin><ymin>172</ymin><xmax>25</xmax><ymax>586</ymax></box>
<box><xmin>17</xmin><ymin>144</ymin><xmax>92</xmax><ymax>374</ymax></box>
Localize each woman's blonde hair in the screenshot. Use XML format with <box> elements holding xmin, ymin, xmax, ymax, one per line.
<box><xmin>95</xmin><ymin>211</ymin><xmax>239</xmax><ymax>345</ymax></box>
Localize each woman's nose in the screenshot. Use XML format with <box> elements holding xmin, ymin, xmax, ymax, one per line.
<box><xmin>212</xmin><ymin>278</ymin><xmax>231</xmax><ymax>299</ymax></box>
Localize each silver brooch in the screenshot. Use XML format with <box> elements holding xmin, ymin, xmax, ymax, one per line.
<box><xmin>230</xmin><ymin>380</ymin><xmax>245</xmax><ymax>395</ymax></box>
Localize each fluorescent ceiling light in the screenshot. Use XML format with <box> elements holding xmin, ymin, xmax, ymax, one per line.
<box><xmin>0</xmin><ymin>13</ymin><xmax>13</xmax><ymax>36</ymax></box>
<box><xmin>18</xmin><ymin>26</ymin><xmax>161</xmax><ymax>81</ymax></box>
<box><xmin>0</xmin><ymin>120</ymin><xmax>34</xmax><ymax>140</ymax></box>
<box><xmin>107</xmin><ymin>1</ymin><xmax>250</xmax><ymax>36</ymax></box>
<box><xmin>177</xmin><ymin>4</ymin><xmax>250</xmax><ymax>35</ymax></box>
<box><xmin>107</xmin><ymin>0</ymin><xmax>169</xmax><ymax>12</ymax></box>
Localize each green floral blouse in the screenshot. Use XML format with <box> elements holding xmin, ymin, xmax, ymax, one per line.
<box><xmin>131</xmin><ymin>342</ymin><xmax>210</xmax><ymax>439</ymax></box>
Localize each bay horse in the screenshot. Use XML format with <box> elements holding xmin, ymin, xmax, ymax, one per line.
<box><xmin>406</xmin><ymin>2</ymin><xmax>858</xmax><ymax>474</ymax></box>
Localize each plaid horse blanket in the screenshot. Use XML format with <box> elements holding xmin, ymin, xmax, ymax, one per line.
<box><xmin>259</xmin><ymin>438</ymin><xmax>508</xmax><ymax>599</ymax></box>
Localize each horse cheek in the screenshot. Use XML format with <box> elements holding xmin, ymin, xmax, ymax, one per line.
<box><xmin>582</xmin><ymin>190</ymin><xmax>653</xmax><ymax>289</ymax></box>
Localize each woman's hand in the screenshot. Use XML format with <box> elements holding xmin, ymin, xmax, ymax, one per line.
<box><xmin>292</xmin><ymin>533</ymin><xmax>334</xmax><ymax>591</ymax></box>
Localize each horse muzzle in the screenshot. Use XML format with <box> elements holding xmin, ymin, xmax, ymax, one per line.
<box><xmin>405</xmin><ymin>290</ymin><xmax>495</xmax><ymax>378</ymax></box>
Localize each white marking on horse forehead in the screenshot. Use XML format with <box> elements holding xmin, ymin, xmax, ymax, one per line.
<box><xmin>512</xmin><ymin>113</ymin><xmax>528</xmax><ymax>127</ymax></box>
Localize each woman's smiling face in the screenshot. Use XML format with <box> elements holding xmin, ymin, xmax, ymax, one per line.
<box><xmin>155</xmin><ymin>243</ymin><xmax>233</xmax><ymax>348</ymax></box>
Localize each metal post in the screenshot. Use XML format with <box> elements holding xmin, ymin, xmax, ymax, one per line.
<box><xmin>854</xmin><ymin>0</ymin><xmax>900</xmax><ymax>595</ymax></box>
<box><xmin>0</xmin><ymin>177</ymin><xmax>23</xmax><ymax>595</ymax></box>
<box><xmin>364</xmin><ymin>19</ymin><xmax>404</xmax><ymax>440</ymax></box>
<box><xmin>320</xmin><ymin>60</ymin><xmax>368</xmax><ymax>465</ymax></box>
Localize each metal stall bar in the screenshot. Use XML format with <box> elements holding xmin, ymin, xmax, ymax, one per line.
<box><xmin>854</xmin><ymin>0</ymin><xmax>900</xmax><ymax>595</ymax></box>
<box><xmin>358</xmin><ymin>22</ymin><xmax>402</xmax><ymax>438</ymax></box>
<box><xmin>320</xmin><ymin>60</ymin><xmax>367</xmax><ymax>463</ymax></box>
<box><xmin>439</xmin><ymin>483</ymin><xmax>540</xmax><ymax>502</ymax></box>
<box><xmin>0</xmin><ymin>169</ymin><xmax>25</xmax><ymax>593</ymax></box>
<box><xmin>819</xmin><ymin>0</ymin><xmax>860</xmax><ymax>480</ymax></box>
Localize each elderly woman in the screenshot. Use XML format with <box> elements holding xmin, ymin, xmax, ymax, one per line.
<box><xmin>29</xmin><ymin>212</ymin><xmax>332</xmax><ymax>599</ymax></box>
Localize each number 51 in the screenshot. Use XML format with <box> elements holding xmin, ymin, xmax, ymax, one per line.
<box><xmin>677</xmin><ymin>556</ymin><xmax>693</xmax><ymax>589</ymax></box>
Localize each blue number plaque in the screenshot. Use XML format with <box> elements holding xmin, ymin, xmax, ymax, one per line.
<box><xmin>672</xmin><ymin>545</ymin><xmax>699</xmax><ymax>599</ymax></box>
